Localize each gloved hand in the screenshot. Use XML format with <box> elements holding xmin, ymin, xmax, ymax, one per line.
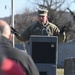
<box><xmin>60</xmin><ymin>25</ymin><xmax>66</xmax><ymax>34</ymax></box>
<box><xmin>11</xmin><ymin>27</ymin><xmax>19</xmax><ymax>36</ymax></box>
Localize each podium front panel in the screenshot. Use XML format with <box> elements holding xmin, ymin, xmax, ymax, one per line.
<box><xmin>30</xmin><ymin>35</ymin><xmax>58</xmax><ymax>75</ymax></box>
<box><xmin>30</xmin><ymin>35</ymin><xmax>58</xmax><ymax>65</ymax></box>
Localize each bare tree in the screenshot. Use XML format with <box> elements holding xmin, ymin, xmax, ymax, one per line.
<box><xmin>31</xmin><ymin>0</ymin><xmax>66</xmax><ymax>24</ymax></box>
<box><xmin>29</xmin><ymin>0</ymin><xmax>75</xmax><ymax>41</ymax></box>
<box><xmin>13</xmin><ymin>0</ymin><xmax>75</xmax><ymax>42</ymax></box>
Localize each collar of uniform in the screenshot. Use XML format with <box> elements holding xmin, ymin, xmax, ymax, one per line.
<box><xmin>46</xmin><ymin>20</ymin><xmax>49</xmax><ymax>25</ymax></box>
<box><xmin>43</xmin><ymin>20</ymin><xmax>49</xmax><ymax>28</ymax></box>
<box><xmin>37</xmin><ymin>21</ymin><xmax>49</xmax><ymax>28</ymax></box>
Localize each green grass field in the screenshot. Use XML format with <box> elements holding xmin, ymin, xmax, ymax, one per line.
<box><xmin>57</xmin><ymin>68</ymin><xmax>64</xmax><ymax>75</ymax></box>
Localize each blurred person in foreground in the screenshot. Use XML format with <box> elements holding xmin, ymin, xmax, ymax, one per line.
<box><xmin>0</xmin><ymin>54</ymin><xmax>25</xmax><ymax>75</ymax></box>
<box><xmin>0</xmin><ymin>20</ymin><xmax>39</xmax><ymax>75</ymax></box>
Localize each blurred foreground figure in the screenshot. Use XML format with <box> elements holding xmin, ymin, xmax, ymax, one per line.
<box><xmin>0</xmin><ymin>54</ymin><xmax>25</xmax><ymax>75</ymax></box>
<box><xmin>0</xmin><ymin>20</ymin><xmax>39</xmax><ymax>75</ymax></box>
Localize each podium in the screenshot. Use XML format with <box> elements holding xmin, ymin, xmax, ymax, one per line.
<box><xmin>29</xmin><ymin>35</ymin><xmax>58</xmax><ymax>75</ymax></box>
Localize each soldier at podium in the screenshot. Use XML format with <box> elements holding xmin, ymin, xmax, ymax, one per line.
<box><xmin>13</xmin><ymin>8</ymin><xmax>66</xmax><ymax>43</ymax></box>
<box><xmin>12</xmin><ymin>8</ymin><xmax>66</xmax><ymax>52</ymax></box>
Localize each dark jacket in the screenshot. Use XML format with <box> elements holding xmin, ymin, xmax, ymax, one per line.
<box><xmin>0</xmin><ymin>36</ymin><xmax>39</xmax><ymax>75</ymax></box>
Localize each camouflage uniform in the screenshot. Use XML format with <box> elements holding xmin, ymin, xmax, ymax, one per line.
<box><xmin>15</xmin><ymin>8</ymin><xmax>66</xmax><ymax>53</ymax></box>
<box><xmin>17</xmin><ymin>21</ymin><xmax>66</xmax><ymax>43</ymax></box>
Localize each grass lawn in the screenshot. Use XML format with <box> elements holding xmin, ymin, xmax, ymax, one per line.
<box><xmin>56</xmin><ymin>68</ymin><xmax>64</xmax><ymax>75</ymax></box>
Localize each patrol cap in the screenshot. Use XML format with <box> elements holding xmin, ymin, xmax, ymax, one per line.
<box><xmin>38</xmin><ymin>9</ymin><xmax>48</xmax><ymax>16</ymax></box>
